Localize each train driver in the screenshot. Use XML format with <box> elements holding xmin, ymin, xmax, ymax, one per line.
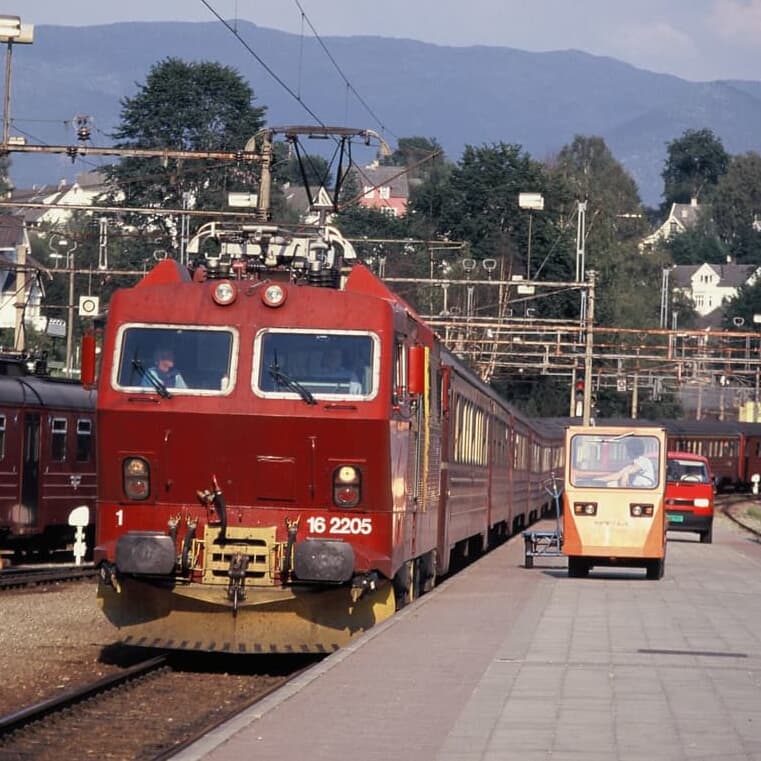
<box><xmin>320</xmin><ymin>347</ymin><xmax>362</xmax><ymax>394</ymax></box>
<box><xmin>142</xmin><ymin>347</ymin><xmax>187</xmax><ymax>389</ymax></box>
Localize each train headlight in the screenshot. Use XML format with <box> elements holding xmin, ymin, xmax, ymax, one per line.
<box><xmin>123</xmin><ymin>457</ymin><xmax>150</xmax><ymax>500</ymax></box>
<box><xmin>334</xmin><ymin>465</ymin><xmax>361</xmax><ymax>508</ymax></box>
<box><xmin>212</xmin><ymin>280</ymin><xmax>237</xmax><ymax>306</ymax></box>
<box><xmin>573</xmin><ymin>502</ymin><xmax>597</xmax><ymax>516</ymax></box>
<box><xmin>262</xmin><ymin>283</ymin><xmax>287</xmax><ymax>308</ymax></box>
<box><xmin>630</xmin><ymin>503</ymin><xmax>654</xmax><ymax>517</ymax></box>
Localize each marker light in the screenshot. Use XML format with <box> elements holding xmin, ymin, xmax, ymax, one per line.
<box><xmin>123</xmin><ymin>457</ymin><xmax>150</xmax><ymax>500</ymax></box>
<box><xmin>212</xmin><ymin>280</ymin><xmax>237</xmax><ymax>305</ymax></box>
<box><xmin>334</xmin><ymin>465</ymin><xmax>361</xmax><ymax>507</ymax></box>
<box><xmin>262</xmin><ymin>283</ymin><xmax>287</xmax><ymax>307</ymax></box>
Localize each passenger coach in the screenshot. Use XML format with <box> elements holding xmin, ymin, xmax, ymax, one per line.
<box><xmin>0</xmin><ymin>355</ymin><xmax>96</xmax><ymax>559</ymax></box>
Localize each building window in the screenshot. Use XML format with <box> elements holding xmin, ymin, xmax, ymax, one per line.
<box><xmin>379</xmin><ymin>186</ymin><xmax>391</xmax><ymax>200</ymax></box>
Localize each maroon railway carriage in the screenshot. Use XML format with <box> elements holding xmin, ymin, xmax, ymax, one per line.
<box><xmin>663</xmin><ymin>420</ymin><xmax>761</xmax><ymax>491</ymax></box>
<box><xmin>437</xmin><ymin>356</ymin><xmax>562</xmax><ymax>574</ymax></box>
<box><xmin>92</xmin><ymin>224</ymin><xmax>562</xmax><ymax>653</ymax></box>
<box><xmin>0</xmin><ymin>357</ymin><xmax>96</xmax><ymax>560</ymax></box>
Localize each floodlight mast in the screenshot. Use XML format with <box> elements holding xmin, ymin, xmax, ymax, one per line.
<box><xmin>0</xmin><ymin>15</ymin><xmax>34</xmax><ymax>148</ymax></box>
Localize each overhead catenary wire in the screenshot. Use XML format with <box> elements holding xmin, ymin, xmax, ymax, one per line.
<box><xmin>199</xmin><ymin>0</ymin><xmax>327</xmax><ymax>128</ymax></box>
<box><xmin>291</xmin><ymin>0</ymin><xmax>396</xmax><ymax>141</ymax></box>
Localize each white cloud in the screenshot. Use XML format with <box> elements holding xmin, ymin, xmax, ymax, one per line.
<box><xmin>710</xmin><ymin>0</ymin><xmax>761</xmax><ymax>44</ymax></box>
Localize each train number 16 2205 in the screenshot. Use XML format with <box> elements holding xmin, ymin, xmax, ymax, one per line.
<box><xmin>306</xmin><ymin>516</ymin><xmax>373</xmax><ymax>535</ymax></box>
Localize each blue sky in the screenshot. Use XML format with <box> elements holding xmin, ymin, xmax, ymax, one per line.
<box><xmin>11</xmin><ymin>0</ymin><xmax>761</xmax><ymax>82</ymax></box>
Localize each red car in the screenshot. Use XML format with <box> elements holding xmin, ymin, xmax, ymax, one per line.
<box><xmin>665</xmin><ymin>451</ymin><xmax>715</xmax><ymax>543</ymax></box>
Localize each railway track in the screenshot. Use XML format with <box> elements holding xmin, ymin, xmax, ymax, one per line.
<box><xmin>719</xmin><ymin>495</ymin><xmax>761</xmax><ymax>539</ymax></box>
<box><xmin>0</xmin><ymin>650</ymin><xmax>319</xmax><ymax>759</ymax></box>
<box><xmin>0</xmin><ymin>564</ymin><xmax>98</xmax><ymax>590</ymax></box>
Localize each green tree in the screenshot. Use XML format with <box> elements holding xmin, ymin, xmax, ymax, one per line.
<box><xmin>661</xmin><ymin>128</ymin><xmax>729</xmax><ymax>211</ymax></box>
<box><xmin>0</xmin><ymin>154</ymin><xmax>11</xmax><ymax>196</ymax></box>
<box><xmin>103</xmin><ymin>57</ymin><xmax>267</xmax><ymax>261</ymax></box>
<box><xmin>662</xmin><ymin>218</ymin><xmax>728</xmax><ymax>266</ymax></box>
<box><xmin>276</xmin><ymin>153</ymin><xmax>332</xmax><ymax>190</ymax></box>
<box><xmin>411</xmin><ymin>142</ymin><xmax>561</xmax><ymax>275</ymax></box>
<box><xmin>551</xmin><ymin>135</ymin><xmax>645</xmax><ymax>237</ymax></box>
<box><xmin>549</xmin><ymin>135</ymin><xmax>656</xmax><ymax>329</ymax></box>
<box><xmin>712</xmin><ymin>152</ymin><xmax>761</xmax><ymax>262</ymax></box>
<box><xmin>382</xmin><ymin>136</ymin><xmax>447</xmax><ymax>187</ymax></box>
<box><xmin>722</xmin><ymin>277</ymin><xmax>761</xmax><ymax>329</ymax></box>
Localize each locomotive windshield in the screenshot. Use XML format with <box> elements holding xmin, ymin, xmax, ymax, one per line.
<box><xmin>114</xmin><ymin>325</ymin><xmax>236</xmax><ymax>394</ymax></box>
<box><xmin>255</xmin><ymin>330</ymin><xmax>377</xmax><ymax>400</ymax></box>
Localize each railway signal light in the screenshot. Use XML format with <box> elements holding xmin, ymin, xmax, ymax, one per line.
<box><xmin>574</xmin><ymin>379</ymin><xmax>584</xmax><ymax>417</ymax></box>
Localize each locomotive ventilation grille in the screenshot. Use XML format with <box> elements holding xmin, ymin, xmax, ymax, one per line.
<box><xmin>201</xmin><ymin>525</ymin><xmax>278</xmax><ymax>586</ymax></box>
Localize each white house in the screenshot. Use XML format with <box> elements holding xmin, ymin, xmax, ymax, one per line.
<box><xmin>641</xmin><ymin>198</ymin><xmax>703</xmax><ymax>251</ymax></box>
<box><xmin>0</xmin><ymin>215</ymin><xmax>47</xmax><ymax>343</ymax></box>
<box><xmin>12</xmin><ymin>171</ymin><xmax>109</xmax><ymax>228</ymax></box>
<box><xmin>671</xmin><ymin>262</ymin><xmax>760</xmax><ymax>325</ymax></box>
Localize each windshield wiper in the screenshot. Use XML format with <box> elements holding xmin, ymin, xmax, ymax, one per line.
<box><xmin>132</xmin><ymin>357</ymin><xmax>171</xmax><ymax>399</ymax></box>
<box><xmin>269</xmin><ymin>363</ymin><xmax>316</xmax><ymax>405</ymax></box>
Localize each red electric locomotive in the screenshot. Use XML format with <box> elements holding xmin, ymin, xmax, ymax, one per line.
<box><xmin>90</xmin><ymin>217</ymin><xmax>563</xmax><ymax>653</ymax></box>
<box><xmin>0</xmin><ymin>354</ymin><xmax>97</xmax><ymax>561</ymax></box>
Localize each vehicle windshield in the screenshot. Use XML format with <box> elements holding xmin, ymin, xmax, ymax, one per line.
<box><xmin>255</xmin><ymin>331</ymin><xmax>376</xmax><ymax>400</ymax></box>
<box><xmin>667</xmin><ymin>457</ymin><xmax>710</xmax><ymax>483</ymax></box>
<box><xmin>569</xmin><ymin>433</ymin><xmax>661</xmax><ymax>489</ymax></box>
<box><xmin>114</xmin><ymin>325</ymin><xmax>235</xmax><ymax>394</ymax></box>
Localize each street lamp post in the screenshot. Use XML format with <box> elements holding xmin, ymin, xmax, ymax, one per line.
<box><xmin>518</xmin><ymin>193</ymin><xmax>544</xmax><ymax>316</ymax></box>
<box><xmin>518</xmin><ymin>192</ymin><xmax>544</xmax><ymax>280</ymax></box>
<box><xmin>0</xmin><ymin>15</ymin><xmax>34</xmax><ymax>148</ymax></box>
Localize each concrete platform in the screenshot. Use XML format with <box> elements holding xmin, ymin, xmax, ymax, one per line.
<box><xmin>176</xmin><ymin>513</ymin><xmax>761</xmax><ymax>761</ymax></box>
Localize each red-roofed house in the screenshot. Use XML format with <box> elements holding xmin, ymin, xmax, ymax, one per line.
<box><xmin>353</xmin><ymin>164</ymin><xmax>409</xmax><ymax>217</ymax></box>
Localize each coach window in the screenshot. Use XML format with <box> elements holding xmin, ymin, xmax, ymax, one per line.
<box><xmin>114</xmin><ymin>325</ymin><xmax>236</xmax><ymax>394</ymax></box>
<box><xmin>0</xmin><ymin>414</ymin><xmax>5</xmax><ymax>460</ymax></box>
<box><xmin>76</xmin><ymin>419</ymin><xmax>93</xmax><ymax>462</ymax></box>
<box><xmin>51</xmin><ymin>418</ymin><xmax>67</xmax><ymax>462</ymax></box>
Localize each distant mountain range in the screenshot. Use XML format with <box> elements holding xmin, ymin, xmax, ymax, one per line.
<box><xmin>8</xmin><ymin>21</ymin><xmax>761</xmax><ymax>206</ymax></box>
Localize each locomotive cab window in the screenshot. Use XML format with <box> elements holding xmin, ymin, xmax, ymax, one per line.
<box><xmin>255</xmin><ymin>330</ymin><xmax>378</xmax><ymax>400</ymax></box>
<box><xmin>114</xmin><ymin>325</ymin><xmax>236</xmax><ymax>395</ymax></box>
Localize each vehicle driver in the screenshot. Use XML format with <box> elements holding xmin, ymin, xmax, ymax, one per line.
<box><xmin>611</xmin><ymin>438</ymin><xmax>655</xmax><ymax>487</ymax></box>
